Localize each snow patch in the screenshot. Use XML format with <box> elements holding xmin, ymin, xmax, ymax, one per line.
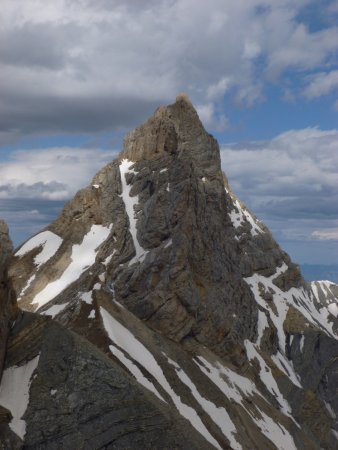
<box><xmin>229</xmin><ymin>199</ymin><xmax>263</xmax><ymax>236</ymax></box>
<box><xmin>100</xmin><ymin>307</ymin><xmax>220</xmax><ymax>449</ymax></box>
<box><xmin>166</xmin><ymin>356</ymin><xmax>240</xmax><ymax>450</ymax></box>
<box><xmin>40</xmin><ymin>303</ymin><xmax>68</xmax><ymax>318</ymax></box>
<box><xmin>108</xmin><ymin>343</ymin><xmax>165</xmax><ymax>402</ymax></box>
<box><xmin>164</xmin><ymin>239</ymin><xmax>172</xmax><ymax>249</ymax></box>
<box><xmin>245</xmin><ymin>340</ymin><xmax>297</xmax><ymax>419</ymax></box>
<box><xmin>325</xmin><ymin>401</ymin><xmax>336</xmax><ymax>419</ymax></box>
<box><xmin>244</xmin><ymin>264</ymin><xmax>337</xmax><ymax>356</ymax></box>
<box><xmin>311</xmin><ymin>280</ymin><xmax>338</xmax><ymax>322</ymax></box>
<box><xmin>311</xmin><ymin>282</ymin><xmax>319</xmax><ymax>300</ymax></box>
<box><xmin>103</xmin><ymin>252</ymin><xmax>115</xmax><ymax>266</ymax></box>
<box><xmin>80</xmin><ymin>291</ymin><xmax>93</xmax><ymax>304</ymax></box>
<box><xmin>195</xmin><ymin>355</ymin><xmax>297</xmax><ymax>450</ymax></box>
<box><xmin>100</xmin><ymin>307</ymin><xmax>166</xmax><ymax>402</ymax></box>
<box><xmin>256</xmin><ymin>310</ymin><xmax>269</xmax><ymax>345</ymax></box>
<box><xmin>15</xmin><ymin>230</ymin><xmax>62</xmax><ymax>268</ymax></box>
<box><xmin>18</xmin><ymin>274</ymin><xmax>36</xmax><ymax>299</ymax></box>
<box><xmin>88</xmin><ymin>309</ymin><xmax>96</xmax><ymax>319</ymax></box>
<box><xmin>195</xmin><ymin>355</ymin><xmax>261</xmax><ymax>406</ymax></box>
<box><xmin>32</xmin><ymin>224</ymin><xmax>112</xmax><ymax>309</ymax></box>
<box><xmin>271</xmin><ymin>351</ymin><xmax>302</xmax><ymax>388</ymax></box>
<box><xmin>328</xmin><ymin>302</ymin><xmax>338</xmax><ymax>318</ymax></box>
<box><xmin>254</xmin><ymin>409</ymin><xmax>297</xmax><ymax>450</ymax></box>
<box><xmin>0</xmin><ymin>355</ymin><xmax>40</xmax><ymax>439</ymax></box>
<box><xmin>99</xmin><ymin>273</ymin><xmax>106</xmax><ymax>282</ymax></box>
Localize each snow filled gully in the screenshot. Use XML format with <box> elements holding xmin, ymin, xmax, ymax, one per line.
<box><xmin>100</xmin><ymin>307</ymin><xmax>225</xmax><ymax>450</ymax></box>
<box><xmin>194</xmin><ymin>356</ymin><xmax>297</xmax><ymax>450</ymax></box>
<box><xmin>165</xmin><ymin>355</ymin><xmax>241</xmax><ymax>450</ymax></box>
<box><xmin>15</xmin><ymin>230</ymin><xmax>63</xmax><ymax>299</ymax></box>
<box><xmin>119</xmin><ymin>159</ymin><xmax>148</xmax><ymax>265</ymax></box>
<box><xmin>244</xmin><ymin>262</ymin><xmax>338</xmax><ymax>354</ymax></box>
<box><xmin>31</xmin><ymin>223</ymin><xmax>112</xmax><ymax>309</ymax></box>
<box><xmin>100</xmin><ymin>305</ymin><xmax>300</xmax><ymax>450</ymax></box>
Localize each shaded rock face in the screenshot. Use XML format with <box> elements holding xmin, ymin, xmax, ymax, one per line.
<box><xmin>2</xmin><ymin>97</ymin><xmax>338</xmax><ymax>449</ymax></box>
<box><xmin>3</xmin><ymin>312</ymin><xmax>212</xmax><ymax>450</ymax></box>
<box><xmin>0</xmin><ymin>221</ymin><xmax>20</xmax><ymax>450</ymax></box>
<box><xmin>0</xmin><ymin>221</ymin><xmax>16</xmax><ymax>377</ymax></box>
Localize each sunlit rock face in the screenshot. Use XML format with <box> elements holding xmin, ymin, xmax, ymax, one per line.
<box><xmin>1</xmin><ymin>97</ymin><xmax>338</xmax><ymax>449</ymax></box>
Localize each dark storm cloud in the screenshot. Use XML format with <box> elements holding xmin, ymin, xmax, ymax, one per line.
<box><xmin>2</xmin><ymin>0</ymin><xmax>338</xmax><ymax>144</ymax></box>
<box><xmin>0</xmin><ymin>22</ymin><xmax>75</xmax><ymax>70</ymax></box>
<box><xmin>0</xmin><ymin>90</ymin><xmax>159</xmax><ymax>135</ymax></box>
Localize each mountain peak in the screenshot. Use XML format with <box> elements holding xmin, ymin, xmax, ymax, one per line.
<box><xmin>175</xmin><ymin>92</ymin><xmax>192</xmax><ymax>104</ymax></box>
<box><xmin>3</xmin><ymin>99</ymin><xmax>338</xmax><ymax>449</ymax></box>
<box><xmin>120</xmin><ymin>95</ymin><xmax>212</xmax><ymax>164</ymax></box>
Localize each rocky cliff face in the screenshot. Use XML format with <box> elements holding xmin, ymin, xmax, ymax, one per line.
<box><xmin>0</xmin><ymin>221</ymin><xmax>16</xmax><ymax>375</ymax></box>
<box><xmin>0</xmin><ymin>221</ymin><xmax>20</xmax><ymax>449</ymax></box>
<box><xmin>1</xmin><ymin>96</ymin><xmax>338</xmax><ymax>449</ymax></box>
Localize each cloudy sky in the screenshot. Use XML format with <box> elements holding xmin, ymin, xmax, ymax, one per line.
<box><xmin>1</xmin><ymin>0</ymin><xmax>338</xmax><ymax>277</ymax></box>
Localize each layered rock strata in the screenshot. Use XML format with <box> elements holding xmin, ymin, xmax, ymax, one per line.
<box><xmin>2</xmin><ymin>96</ymin><xmax>338</xmax><ymax>449</ymax></box>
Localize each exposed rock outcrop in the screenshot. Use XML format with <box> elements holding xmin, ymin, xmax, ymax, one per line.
<box><xmin>4</xmin><ymin>311</ymin><xmax>212</xmax><ymax>450</ymax></box>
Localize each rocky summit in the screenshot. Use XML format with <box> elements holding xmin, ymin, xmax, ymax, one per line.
<box><xmin>1</xmin><ymin>95</ymin><xmax>338</xmax><ymax>449</ymax></box>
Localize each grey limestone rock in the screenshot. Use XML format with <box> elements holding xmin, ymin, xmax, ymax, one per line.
<box><xmin>2</xmin><ymin>96</ymin><xmax>338</xmax><ymax>449</ymax></box>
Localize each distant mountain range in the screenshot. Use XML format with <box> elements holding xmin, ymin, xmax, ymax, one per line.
<box><xmin>301</xmin><ymin>264</ymin><xmax>338</xmax><ymax>283</ymax></box>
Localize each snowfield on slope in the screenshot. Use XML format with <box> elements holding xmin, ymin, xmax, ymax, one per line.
<box><xmin>245</xmin><ymin>263</ymin><xmax>338</xmax><ymax>350</ymax></box>
<box><xmin>0</xmin><ymin>355</ymin><xmax>40</xmax><ymax>439</ymax></box>
<box><xmin>166</xmin><ymin>356</ymin><xmax>241</xmax><ymax>450</ymax></box>
<box><xmin>311</xmin><ymin>280</ymin><xmax>338</xmax><ymax>318</ymax></box>
<box><xmin>100</xmin><ymin>307</ymin><xmax>222</xmax><ymax>450</ymax></box>
<box><xmin>15</xmin><ymin>230</ymin><xmax>63</xmax><ymax>267</ymax></box>
<box><xmin>228</xmin><ymin>198</ymin><xmax>264</xmax><ymax>236</ymax></box>
<box><xmin>119</xmin><ymin>159</ymin><xmax>148</xmax><ymax>265</ymax></box>
<box><xmin>32</xmin><ymin>224</ymin><xmax>112</xmax><ymax>309</ymax></box>
<box><xmin>195</xmin><ymin>355</ymin><xmax>297</xmax><ymax>450</ymax></box>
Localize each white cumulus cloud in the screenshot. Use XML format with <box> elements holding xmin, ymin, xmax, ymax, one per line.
<box><xmin>303</xmin><ymin>70</ymin><xmax>338</xmax><ymax>98</ymax></box>
<box><xmin>0</xmin><ymin>148</ymin><xmax>116</xmax><ymax>200</ymax></box>
<box><xmin>221</xmin><ymin>127</ymin><xmax>338</xmax><ymax>245</ymax></box>
<box><xmin>312</xmin><ymin>229</ymin><xmax>338</xmax><ymax>240</ymax></box>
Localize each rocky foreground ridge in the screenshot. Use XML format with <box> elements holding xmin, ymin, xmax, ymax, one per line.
<box><xmin>1</xmin><ymin>95</ymin><xmax>338</xmax><ymax>449</ymax></box>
